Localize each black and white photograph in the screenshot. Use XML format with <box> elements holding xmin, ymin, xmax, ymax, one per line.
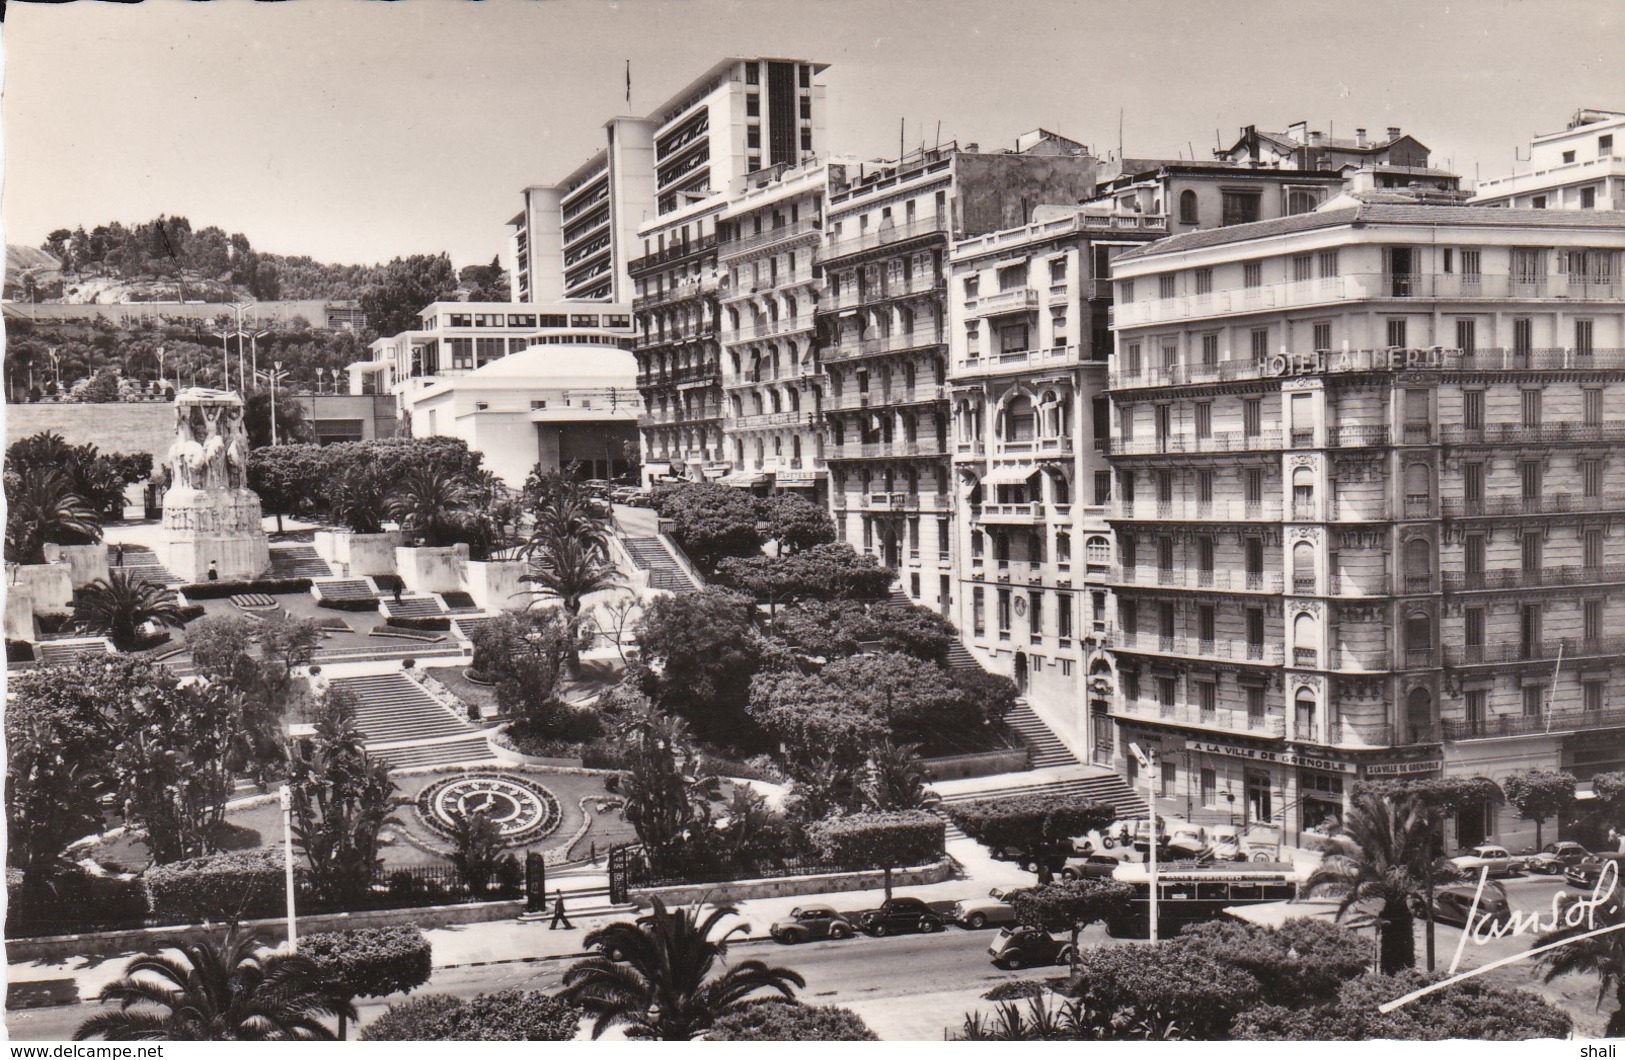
<box><xmin>3</xmin><ymin>0</ymin><xmax>1624</xmax><ymax>1045</ymax></box>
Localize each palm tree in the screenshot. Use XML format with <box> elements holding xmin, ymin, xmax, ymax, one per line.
<box><xmin>386</xmin><ymin>464</ymin><xmax>474</xmax><ymax>547</ymax></box>
<box><xmin>74</xmin><ymin>569</ymin><xmax>185</xmax><ymax>651</ymax></box>
<box><xmin>1305</xmin><ymin>789</ymin><xmax>1450</xmax><ymax>974</ymax></box>
<box><xmin>5</xmin><ymin>467</ymin><xmax>100</xmax><ymax>564</ymax></box>
<box><xmin>564</xmin><ymin>898</ymin><xmax>805</xmax><ymax>1040</ymax></box>
<box><xmin>328</xmin><ymin>464</ymin><xmax>389</xmax><ymax>534</ymax></box>
<box><xmin>1537</xmin><ymin>889</ymin><xmax>1625</xmax><ymax>1036</ymax></box>
<box><xmin>519</xmin><ymin>533</ymin><xmax>622</xmax><ymax>672</ymax></box>
<box><xmin>861</xmin><ymin>740</ymin><xmax>941</xmax><ymax>812</ymax></box>
<box><xmin>75</xmin><ymin>927</ymin><xmax>353</xmax><ymax>1040</ymax></box>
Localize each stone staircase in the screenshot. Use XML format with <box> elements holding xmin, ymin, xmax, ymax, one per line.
<box><xmin>1006</xmin><ymin>701</ymin><xmax>1081</xmax><ymax>769</ymax></box>
<box><xmin>371</xmin><ymin>735</ymin><xmax>498</xmax><ymax>770</ymax></box>
<box><xmin>622</xmin><ymin>536</ymin><xmax>702</xmax><ymax>593</ymax></box>
<box><xmin>35</xmin><ymin>638</ymin><xmax>113</xmax><ymax>666</ymax></box>
<box><xmin>312</xmin><ymin>579</ymin><xmax>380</xmax><ymax>605</ymax></box>
<box><xmin>381</xmin><ymin>596</ymin><xmax>446</xmax><ymax>620</ymax></box>
<box><xmin>515</xmin><ymin>882</ymin><xmax>638</xmax><ymax>923</ymax></box>
<box><xmin>116</xmin><ymin>545</ymin><xmax>178</xmax><ymax>587</ymax></box>
<box><xmin>451</xmin><ymin>615</ymin><xmax>501</xmax><ymax>644</ymax></box>
<box><xmin>269</xmin><ymin>545</ymin><xmax>332</xmax><ymax>579</ymax></box>
<box><xmin>329</xmin><ymin>673</ymin><xmax>479</xmax><ymax>745</ymax></box>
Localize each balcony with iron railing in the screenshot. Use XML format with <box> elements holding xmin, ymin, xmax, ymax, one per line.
<box><xmin>637</xmin><ymin>402</ymin><xmax>723</xmax><ymax>428</ymax></box>
<box><xmin>1104</xmin><ymin>631</ymin><xmax>1285</xmax><ymax>666</ymax></box>
<box><xmin>824</xmin><ymin>383</ymin><xmax>947</xmax><ymax>413</ymax></box>
<box><xmin>1445</xmin><ymin>634</ymin><xmax>1625</xmax><ymax>668</ymax></box>
<box><xmin>1113</xmin><ymin>698</ymin><xmax>1287</xmax><ymax>739</ymax></box>
<box><xmin>825</xmin><ymin>440</ymin><xmax>951</xmax><ymax>461</ymax></box>
<box><xmin>1443</xmin><ymin>563</ymin><xmax>1625</xmax><ymax>593</ymax></box>
<box><xmin>637</xmin><ymin>363</ymin><xmax>718</xmax><ymax>389</ymax></box>
<box><xmin>731</xmin><ymin>409</ymin><xmax>812</xmax><ymax>431</ymax></box>
<box><xmin>1110</xmin><ymin>566</ymin><xmax>1285</xmax><ymax>594</ymax></box>
<box><xmin>1107</xmin><ymin>430</ymin><xmax>1284</xmax><ymax>456</ymax></box>
<box><xmin>1326</xmin><ymin>424</ymin><xmax>1392</xmax><ymax>448</ymax></box>
<box><xmin>1113</xmin><ymin>499</ymin><xmax>1283</xmax><ymax>522</ymax></box>
<box><xmin>727</xmin><ymin>314</ymin><xmax>818</xmax><ymax>344</ymax></box>
<box><xmin>1443</xmin><ymin>493</ymin><xmax>1625</xmax><ymax>518</ymax></box>
<box><xmin>1325</xmin><ymin>721</ymin><xmax>1440</xmax><ymax>748</ymax></box>
<box><xmin>955</xmin><ymin>344</ymin><xmax>1098</xmax><ymax>376</ymax></box>
<box><xmin>1113</xmin><ymin>273</ymin><xmax>1625</xmax><ymax>329</ymax></box>
<box><xmin>629</xmin><ymin>233</ymin><xmax>720</xmax><ymax>275</ymax></box>
<box><xmin>633</xmin><ymin>277</ymin><xmax>720</xmax><ymax>313</ymax></box>
<box><xmin>1444</xmin><ymin>705</ymin><xmax>1625</xmax><ymax>741</ymax></box>
<box><xmin>998</xmin><ymin>435</ymin><xmax>1074</xmax><ymax>458</ymax></box>
<box><xmin>972</xmin><ymin>501</ymin><xmax>1044</xmax><ymax>523</ymax></box>
<box><xmin>838</xmin><ymin>490</ymin><xmax>953</xmax><ymax>512</ymax></box>
<box><xmin>1109</xmin><ymin>347</ymin><xmax>1625</xmax><ymax>391</ymax></box>
<box><xmin>823</xmin><ymin>277</ymin><xmax>948</xmax><ymax>315</ymax></box>
<box><xmin>1326</xmin><ymin>574</ymin><xmax>1394</xmax><ymax>598</ymax></box>
<box><xmin>1327</xmin><ymin>500</ymin><xmax>1392</xmax><ymax>522</ymax></box>
<box><xmin>818</xmin><ymin>214</ymin><xmax>950</xmax><ymax>263</ymax></box>
<box><xmin>719</xmin><ymin>217</ymin><xmax>824</xmax><ymax>259</ymax></box>
<box><xmin>1441</xmin><ymin>422</ymin><xmax>1625</xmax><ymax>447</ymax></box>
<box><xmin>968</xmin><ymin>287</ymin><xmax>1041</xmax><ymax>316</ymax></box>
<box><xmin>1327</xmin><ymin>648</ymin><xmax>1394</xmax><ymax>672</ymax></box>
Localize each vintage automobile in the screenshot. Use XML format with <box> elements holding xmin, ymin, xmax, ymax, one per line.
<box><xmin>1060</xmin><ymin>854</ymin><xmax>1126</xmax><ymax>882</ymax></box>
<box><xmin>988</xmin><ymin>926</ymin><xmax>1075</xmax><ymax>970</ymax></box>
<box><xmin>1449</xmin><ymin>844</ymin><xmax>1519</xmax><ymax>879</ymax></box>
<box><xmin>951</xmin><ymin>888</ymin><xmax>1019</xmax><ymax>930</ymax></box>
<box><xmin>769</xmin><ymin>904</ymin><xmax>857</xmax><ymax>943</ymax></box>
<box><xmin>1567</xmin><ymin>852</ymin><xmax>1625</xmax><ymax>890</ymax></box>
<box><xmin>1411</xmin><ymin>882</ymin><xmax>1513</xmax><ymax>928</ymax></box>
<box><xmin>1520</xmin><ymin>841</ymin><xmax>1592</xmax><ymax>875</ymax></box>
<box><xmin>1210</xmin><ymin>826</ymin><xmax>1248</xmax><ymax>862</ymax></box>
<box><xmin>857</xmin><ymin>896</ymin><xmax>946</xmax><ymax>937</ymax></box>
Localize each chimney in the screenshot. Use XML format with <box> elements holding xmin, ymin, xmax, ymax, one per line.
<box><xmin>964</xmin><ymin>143</ymin><xmax>979</xmax><ymax>154</ymax></box>
<box><xmin>1308</xmin><ymin>130</ymin><xmax>1325</xmax><ymax>146</ymax></box>
<box><xmin>1287</xmin><ymin>120</ymin><xmax>1308</xmax><ymax>143</ymax></box>
<box><xmin>1386</xmin><ymin>126</ymin><xmax>1402</xmax><ymax>141</ymax></box>
<box><xmin>1355</xmin><ymin>127</ymin><xmax>1368</xmax><ymax>147</ymax></box>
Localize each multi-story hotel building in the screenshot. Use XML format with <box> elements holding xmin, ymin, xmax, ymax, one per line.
<box><xmin>1104</xmin><ymin>204</ymin><xmax>1625</xmax><ymax>851</ymax></box>
<box><xmin>1472</xmin><ymin>108</ymin><xmax>1625</xmax><ymax>211</ymax></box>
<box><xmin>819</xmin><ymin>139</ymin><xmax>1098</xmax><ymax>615</ymax></box>
<box><xmin>715</xmin><ymin>158</ymin><xmax>840</xmax><ymax>500</ymax></box>
<box><xmin>509</xmin><ymin>57</ymin><xmax>828</xmax><ymax>306</ymax></box>
<box><xmin>947</xmin><ymin>205</ymin><xmax>1166</xmax><ymax>757</ymax></box>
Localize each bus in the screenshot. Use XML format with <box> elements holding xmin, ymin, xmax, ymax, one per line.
<box><xmin>1104</xmin><ymin>861</ymin><xmax>1307</xmax><ymax>938</ymax></box>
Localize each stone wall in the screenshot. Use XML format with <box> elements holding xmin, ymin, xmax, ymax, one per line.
<box><xmin>630</xmin><ymin>858</ymin><xmax>955</xmax><ymax>908</ymax></box>
<box><xmin>5</xmin><ymin>402</ymin><xmax>174</xmax><ymax>464</ymax></box>
<box><xmin>314</xmin><ymin>530</ymin><xmax>403</xmax><ymax>577</ymax></box>
<box><xmin>396</xmin><ymin>544</ymin><xmax>468</xmax><ymax>594</ymax></box>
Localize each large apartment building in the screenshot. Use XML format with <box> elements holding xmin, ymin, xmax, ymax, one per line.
<box><xmin>1472</xmin><ymin>108</ymin><xmax>1625</xmax><ymax>211</ymax></box>
<box><xmin>510</xmin><ymin>58</ymin><xmax>828</xmax><ymax>306</ymax></box>
<box><xmin>716</xmin><ymin>159</ymin><xmax>839</xmax><ymax>500</ymax></box>
<box><xmin>946</xmin><ymin>205</ymin><xmax>1166</xmax><ymax>758</ymax></box>
<box><xmin>820</xmin><ymin>139</ymin><xmax>1099</xmax><ymax>615</ymax></box>
<box><xmin>1103</xmin><ymin>203</ymin><xmax>1625</xmax><ymax>851</ymax></box>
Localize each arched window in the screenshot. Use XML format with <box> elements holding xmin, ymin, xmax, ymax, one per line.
<box><xmin>904</xmin><ymin>361</ymin><xmax>916</xmax><ymax>387</ymax></box>
<box><xmin>754</xmin><ymin>438</ymin><xmax>765</xmax><ymax>463</ymax></box>
<box><xmin>1295</xmin><ymin>687</ymin><xmax>1317</xmax><ymax>737</ymax></box>
<box><xmin>882</xmin><ymin>467</ymin><xmax>895</xmax><ymax>491</ymax></box>
<box><xmin>792</xmin><ymin>436</ymin><xmax>803</xmax><ymax>460</ymax></box>
<box><xmin>1403</xmin><ymin>538</ymin><xmax>1432</xmax><ymax>591</ymax></box>
<box><xmin>770</xmin><ymin>390</ymin><xmax>783</xmax><ymax>413</ymax></box>
<box><xmin>1293</xmin><ymin>612</ymin><xmax>1319</xmax><ymax>666</ymax></box>
<box><xmin>1293</xmin><ymin>466</ymin><xmax>1315</xmax><ymax>516</ymax></box>
<box><xmin>831</xmin><ymin>420</ymin><xmax>845</xmax><ymax>446</ymax></box>
<box><xmin>773</xmin><ymin>435</ymin><xmax>783</xmax><ymax>456</ymax></box>
<box><xmin>1292</xmin><ymin>541</ymin><xmax>1316</xmax><ymax>592</ymax></box>
<box><xmin>1179</xmin><ymin>189</ymin><xmax>1199</xmax><ymax>225</ymax></box>
<box><xmin>902</xmin><ymin>411</ymin><xmax>918</xmax><ymax>442</ymax></box>
<box><xmin>1056</xmin><ymin>531</ymin><xmax>1072</xmax><ymax>564</ymax></box>
<box><xmin>1287</xmin><ymin>189</ymin><xmax>1321</xmax><ymax>216</ymax></box>
<box><xmin>734</xmin><ymin>439</ymin><xmax>745</xmax><ymax>464</ymax></box>
<box><xmin>789</xmin><ymin>388</ymin><xmax>801</xmax><ymax>413</ymax></box>
<box><xmin>752</xmin><ymin>392</ymin><xmax>765</xmax><ymax>415</ymax></box>
<box><xmin>1405</xmin><ymin>611</ymin><xmax>1432</xmax><ymax>665</ymax></box>
<box><xmin>1004</xmin><ymin>394</ymin><xmax>1037</xmax><ymax>442</ymax></box>
<box><xmin>829</xmin><ymin>369</ymin><xmax>843</xmax><ymax>396</ymax></box>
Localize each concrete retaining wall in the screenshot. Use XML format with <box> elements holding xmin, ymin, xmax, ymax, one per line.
<box><xmin>5</xmin><ymin>898</ymin><xmax>528</xmax><ymax>965</ymax></box>
<box><xmin>630</xmin><ymin>858</ymin><xmax>955</xmax><ymax>908</ymax></box>
<box><xmin>11</xmin><ymin>563</ymin><xmax>73</xmax><ymax>611</ymax></box>
<box><xmin>45</xmin><ymin>543</ymin><xmax>110</xmax><ymax>590</ymax></box>
<box><xmin>465</xmin><ymin>558</ymin><xmax>530</xmax><ymax>612</ymax></box>
<box><xmin>6</xmin><ymin>587</ymin><xmax>38</xmax><ymax>641</ymax></box>
<box><xmin>314</xmin><ymin>530</ymin><xmax>402</xmax><ymax>577</ymax></box>
<box><xmin>920</xmin><ymin>747</ymin><xmax>1030</xmax><ymax>782</ymax></box>
<box><xmin>395</xmin><ymin>544</ymin><xmax>468</xmax><ymax>594</ymax></box>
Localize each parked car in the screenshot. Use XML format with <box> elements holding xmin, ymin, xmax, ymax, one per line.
<box><xmin>1567</xmin><ymin>852</ymin><xmax>1625</xmax><ymax>889</ymax></box>
<box><xmin>587</xmin><ymin>497</ymin><xmax>613</xmax><ymax>518</ymax></box>
<box><xmin>1061</xmin><ymin>854</ymin><xmax>1125</xmax><ymax>882</ymax></box>
<box><xmin>1450</xmin><ymin>844</ymin><xmax>1519</xmax><ymax>879</ymax></box>
<box><xmin>1411</xmin><ymin>882</ymin><xmax>1513</xmax><ymax>928</ymax></box>
<box><xmin>583</xmin><ymin>479</ymin><xmax>613</xmax><ymax>496</ymax></box>
<box><xmin>1521</xmin><ymin>841</ymin><xmax>1592</xmax><ymax>875</ymax></box>
<box><xmin>609</xmin><ymin>486</ymin><xmax>640</xmax><ymax>504</ymax></box>
<box><xmin>988</xmin><ymin>926</ymin><xmax>1075</xmax><ymax>970</ymax></box>
<box><xmin>952</xmin><ymin>888</ymin><xmax>1018</xmax><ymax>930</ymax></box>
<box><xmin>769</xmin><ymin>904</ymin><xmax>856</xmax><ymax>943</ymax></box>
<box><xmin>1166</xmin><ymin>825</ymin><xmax>1210</xmax><ymax>859</ymax></box>
<box><xmin>857</xmin><ymin>897</ymin><xmax>946</xmax><ymax>937</ymax></box>
<box><xmin>1210</xmin><ymin>826</ymin><xmax>1247</xmax><ymax>862</ymax></box>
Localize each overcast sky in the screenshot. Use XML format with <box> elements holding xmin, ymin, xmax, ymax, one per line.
<box><xmin>4</xmin><ymin>0</ymin><xmax>1620</xmax><ymax>269</ymax></box>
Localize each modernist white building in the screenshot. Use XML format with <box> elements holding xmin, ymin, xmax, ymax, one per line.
<box><xmin>1472</xmin><ymin>108</ymin><xmax>1625</xmax><ymax>212</ymax></box>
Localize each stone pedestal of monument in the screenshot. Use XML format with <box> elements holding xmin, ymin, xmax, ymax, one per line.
<box><xmin>162</xmin><ymin>486</ymin><xmax>272</xmax><ymax>583</ymax></box>
<box><xmin>160</xmin><ymin>389</ymin><xmax>271</xmax><ymax>584</ymax></box>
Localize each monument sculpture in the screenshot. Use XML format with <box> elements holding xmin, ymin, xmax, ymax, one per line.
<box><xmin>160</xmin><ymin>388</ymin><xmax>270</xmax><ymax>582</ymax></box>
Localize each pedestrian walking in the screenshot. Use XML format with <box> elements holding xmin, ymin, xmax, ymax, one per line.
<box><xmin>393</xmin><ymin>581</ymin><xmax>403</xmax><ymax>604</ymax></box>
<box><xmin>548</xmin><ymin>889</ymin><xmax>573</xmax><ymax>930</ymax></box>
<box><xmin>113</xmin><ymin>543</ymin><xmax>124</xmax><ymax>567</ymax></box>
<box><xmin>206</xmin><ymin>560</ymin><xmax>219</xmax><ymax>582</ymax></box>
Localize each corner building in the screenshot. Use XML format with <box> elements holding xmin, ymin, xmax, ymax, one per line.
<box><xmin>819</xmin><ymin>139</ymin><xmax>1097</xmax><ymax>615</ymax></box>
<box><xmin>1105</xmin><ymin>204</ymin><xmax>1625</xmax><ymax>852</ymax></box>
<box><xmin>947</xmin><ymin>205</ymin><xmax>1166</xmax><ymax>761</ymax></box>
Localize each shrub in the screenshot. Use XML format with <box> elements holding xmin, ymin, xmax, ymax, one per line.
<box><xmin>179</xmin><ymin>577</ymin><xmax>313</xmax><ymax>600</ymax></box>
<box><xmin>806</xmin><ymin>811</ymin><xmax>945</xmax><ymax>872</ymax></box>
<box><xmin>145</xmin><ymin>848</ymin><xmax>285</xmax><ymax>923</ymax></box>
<box><xmin>1172</xmin><ymin>918</ymin><xmax>1370</xmax><ymax>1007</ymax></box>
<box><xmin>1232</xmin><ymin>971</ymin><xmax>1572</xmax><ymax>1041</ymax></box>
<box><xmin>176</xmin><ymin>604</ymin><xmax>207</xmax><ymax>622</ymax></box>
<box><xmin>6</xmin><ymin>639</ymin><xmax>35</xmax><ymax>663</ymax></box>
<box><xmin>1063</xmin><ymin>945</ymin><xmax>1261</xmax><ymax>1039</ymax></box>
<box><xmin>946</xmin><ymin>794</ymin><xmax>1114</xmax><ymax>869</ymax></box>
<box><xmin>35</xmin><ymin>611</ymin><xmax>75</xmax><ymax>635</ymax></box>
<box><xmin>984</xmin><ymin>980</ymin><xmax>1050</xmax><ymax>1001</ymax></box>
<box><xmin>385</xmin><ymin>614</ymin><xmax>452</xmax><ymax>632</ymax></box>
<box><xmin>360</xmin><ymin>989</ymin><xmax>581</xmax><ymax>1041</ymax></box>
<box><xmin>300</xmin><ymin>926</ymin><xmax>433</xmax><ymax>1003</ymax></box>
<box><xmin>707</xmin><ymin>999</ymin><xmax>877</xmax><ymax>1041</ymax></box>
<box><xmin>580</xmin><ymin>740</ymin><xmax>625</xmax><ymax>770</ymax></box>
<box><xmin>6</xmin><ymin>867</ymin><xmax>150</xmax><ymax>938</ymax></box>
<box><xmin>318</xmin><ymin>596</ymin><xmax>381</xmax><ymax>612</ymax></box>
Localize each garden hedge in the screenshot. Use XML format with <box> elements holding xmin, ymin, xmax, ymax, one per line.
<box><xmin>300</xmin><ymin>926</ymin><xmax>433</xmax><ymax>1001</ymax></box>
<box><xmin>179</xmin><ymin>577</ymin><xmax>313</xmax><ymax>600</ymax></box>
<box><xmin>1063</xmin><ymin>944</ymin><xmax>1262</xmax><ymax>1039</ymax></box>
<box><xmin>360</xmin><ymin>990</ymin><xmax>581</xmax><ymax>1041</ymax></box>
<box><xmin>806</xmin><ymin>810</ymin><xmax>945</xmax><ymax>869</ymax></box>
<box><xmin>385</xmin><ymin>614</ymin><xmax>453</xmax><ymax>632</ymax></box>
<box><xmin>317</xmin><ymin>596</ymin><xmax>381</xmax><ymax>612</ymax></box>
<box><xmin>6</xmin><ymin>639</ymin><xmax>35</xmax><ymax>663</ymax></box>
<box><xmin>145</xmin><ymin>848</ymin><xmax>286</xmax><ymax>922</ymax></box>
<box><xmin>707</xmin><ymin>1000</ymin><xmax>878</xmax><ymax>1041</ymax></box>
<box><xmin>6</xmin><ymin>868</ymin><xmax>149</xmax><ymax>939</ymax></box>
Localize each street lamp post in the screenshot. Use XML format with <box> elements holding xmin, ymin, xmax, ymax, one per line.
<box><xmin>279</xmin><ymin>784</ymin><xmax>298</xmax><ymax>953</ymax></box>
<box><xmin>247</xmin><ymin>327</ymin><xmax>271</xmax><ymax>381</ymax></box>
<box><xmin>256</xmin><ymin>363</ymin><xmax>290</xmax><ymax>446</ymax></box>
<box><xmin>211</xmin><ymin>326</ymin><xmax>234</xmax><ymax>390</ymax></box>
<box><xmin>156</xmin><ymin>345</ymin><xmax>166</xmax><ymax>391</ymax></box>
<box><xmin>48</xmin><ymin>346</ymin><xmax>61</xmax><ymax>392</ymax></box>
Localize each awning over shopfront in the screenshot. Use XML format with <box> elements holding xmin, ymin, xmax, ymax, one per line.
<box><xmin>722</xmin><ymin>472</ymin><xmax>767</xmax><ymax>487</ymax></box>
<box><xmin>701</xmin><ymin>465</ymin><xmax>730</xmax><ymax>480</ymax></box>
<box><xmin>774</xmin><ymin>469</ymin><xmax>824</xmax><ymax>488</ymax></box>
<box><xmin>978</xmin><ymin>464</ymin><xmax>1040</xmax><ymax>487</ymax></box>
